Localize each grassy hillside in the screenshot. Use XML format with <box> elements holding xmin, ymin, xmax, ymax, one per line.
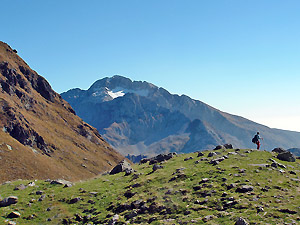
<box><xmin>1</xmin><ymin>148</ymin><xmax>300</xmax><ymax>224</ymax></box>
<box><xmin>0</xmin><ymin>41</ymin><xmax>124</xmax><ymax>182</ymax></box>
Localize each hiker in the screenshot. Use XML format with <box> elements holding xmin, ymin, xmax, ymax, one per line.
<box><xmin>252</xmin><ymin>132</ymin><xmax>263</xmax><ymax>150</ymax></box>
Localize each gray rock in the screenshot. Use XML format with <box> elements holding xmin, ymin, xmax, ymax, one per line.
<box><xmin>209</xmin><ymin>157</ymin><xmax>225</xmax><ymax>165</ymax></box>
<box><xmin>277</xmin><ymin>151</ymin><xmax>296</xmax><ymax>162</ymax></box>
<box><xmin>152</xmin><ymin>164</ymin><xmax>163</xmax><ymax>172</ymax></box>
<box><xmin>236</xmin><ymin>185</ymin><xmax>254</xmax><ymax>193</ymax></box>
<box><xmin>235</xmin><ymin>217</ymin><xmax>249</xmax><ymax>225</ymax></box>
<box><xmin>214</xmin><ymin>145</ymin><xmax>224</xmax><ymax>150</ymax></box>
<box><xmin>69</xmin><ymin>197</ymin><xmax>81</xmax><ymax>204</ymax></box>
<box><xmin>224</xmin><ymin>144</ymin><xmax>233</xmax><ymax>149</ymax></box>
<box><xmin>202</xmin><ymin>215</ymin><xmax>215</xmax><ymax>222</ymax></box>
<box><xmin>208</xmin><ymin>152</ymin><xmax>217</xmax><ymax>157</ymax></box>
<box><xmin>14</xmin><ymin>184</ymin><xmax>26</xmax><ymax>190</ymax></box>
<box><xmin>0</xmin><ymin>196</ymin><xmax>18</xmax><ymax>207</ymax></box>
<box><xmin>27</xmin><ymin>181</ymin><xmax>35</xmax><ymax>187</ymax></box>
<box><xmin>7</xmin><ymin>211</ymin><xmax>21</xmax><ymax>218</ymax></box>
<box><xmin>50</xmin><ymin>179</ymin><xmax>72</xmax><ymax>186</ymax></box>
<box><xmin>197</xmin><ymin>152</ymin><xmax>204</xmax><ymax>157</ymax></box>
<box><xmin>36</xmin><ymin>191</ymin><xmax>44</xmax><ymax>195</ymax></box>
<box><xmin>272</xmin><ymin>147</ymin><xmax>286</xmax><ymax>153</ymax></box>
<box><xmin>184</xmin><ymin>156</ymin><xmax>193</xmax><ymax>161</ymax></box>
<box><xmin>110</xmin><ymin>160</ymin><xmax>132</xmax><ymax>175</ymax></box>
<box><xmin>124</xmin><ymin>168</ymin><xmax>134</xmax><ymax>176</ymax></box>
<box><xmin>108</xmin><ymin>214</ymin><xmax>120</xmax><ymax>225</ymax></box>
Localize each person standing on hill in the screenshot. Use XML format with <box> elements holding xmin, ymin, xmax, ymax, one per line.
<box><xmin>252</xmin><ymin>132</ymin><xmax>263</xmax><ymax>150</ymax></box>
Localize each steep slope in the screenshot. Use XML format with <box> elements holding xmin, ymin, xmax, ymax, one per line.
<box><xmin>62</xmin><ymin>76</ymin><xmax>300</xmax><ymax>156</ymax></box>
<box><xmin>0</xmin><ymin>42</ymin><xmax>124</xmax><ymax>182</ymax></box>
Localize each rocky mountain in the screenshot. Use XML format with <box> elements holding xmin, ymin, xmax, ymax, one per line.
<box><xmin>62</xmin><ymin>75</ymin><xmax>300</xmax><ymax>157</ymax></box>
<box><xmin>288</xmin><ymin>148</ymin><xmax>300</xmax><ymax>156</ymax></box>
<box><xmin>0</xmin><ymin>42</ymin><xmax>124</xmax><ymax>182</ymax></box>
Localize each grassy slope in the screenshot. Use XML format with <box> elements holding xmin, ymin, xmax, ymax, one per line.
<box><xmin>0</xmin><ymin>41</ymin><xmax>124</xmax><ymax>182</ymax></box>
<box><xmin>1</xmin><ymin>149</ymin><xmax>300</xmax><ymax>224</ymax></box>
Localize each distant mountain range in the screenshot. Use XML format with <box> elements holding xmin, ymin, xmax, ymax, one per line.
<box><xmin>61</xmin><ymin>75</ymin><xmax>300</xmax><ymax>157</ymax></box>
<box><xmin>0</xmin><ymin>42</ymin><xmax>123</xmax><ymax>182</ymax></box>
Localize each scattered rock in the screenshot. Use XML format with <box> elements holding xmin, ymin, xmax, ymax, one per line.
<box><xmin>124</xmin><ymin>190</ymin><xmax>136</xmax><ymax>198</ymax></box>
<box><xmin>27</xmin><ymin>181</ymin><xmax>35</xmax><ymax>187</ymax></box>
<box><xmin>141</xmin><ymin>153</ymin><xmax>176</xmax><ymax>164</ymax></box>
<box><xmin>64</xmin><ymin>183</ymin><xmax>72</xmax><ymax>188</ymax></box>
<box><xmin>50</xmin><ymin>179</ymin><xmax>72</xmax><ymax>186</ymax></box>
<box><xmin>209</xmin><ymin>157</ymin><xmax>225</xmax><ymax>165</ymax></box>
<box><xmin>202</xmin><ymin>215</ymin><xmax>215</xmax><ymax>222</ymax></box>
<box><xmin>152</xmin><ymin>164</ymin><xmax>164</xmax><ymax>172</ymax></box>
<box><xmin>7</xmin><ymin>211</ymin><xmax>21</xmax><ymax>218</ymax></box>
<box><xmin>199</xmin><ymin>178</ymin><xmax>209</xmax><ymax>184</ymax></box>
<box><xmin>184</xmin><ymin>156</ymin><xmax>193</xmax><ymax>161</ymax></box>
<box><xmin>272</xmin><ymin>147</ymin><xmax>286</xmax><ymax>153</ymax></box>
<box><xmin>124</xmin><ymin>168</ymin><xmax>134</xmax><ymax>176</ymax></box>
<box><xmin>0</xmin><ymin>196</ymin><xmax>18</xmax><ymax>207</ymax></box>
<box><xmin>278</xmin><ymin>209</ymin><xmax>297</xmax><ymax>214</ymax></box>
<box><xmin>277</xmin><ymin>151</ymin><xmax>296</xmax><ymax>162</ymax></box>
<box><xmin>235</xmin><ymin>217</ymin><xmax>249</xmax><ymax>225</ymax></box>
<box><xmin>36</xmin><ymin>190</ymin><xmax>44</xmax><ymax>195</ymax></box>
<box><xmin>208</xmin><ymin>152</ymin><xmax>217</xmax><ymax>157</ymax></box>
<box><xmin>110</xmin><ymin>160</ymin><xmax>133</xmax><ymax>175</ymax></box>
<box><xmin>108</xmin><ymin>214</ymin><xmax>119</xmax><ymax>225</ymax></box>
<box><xmin>236</xmin><ymin>185</ymin><xmax>254</xmax><ymax>193</ymax></box>
<box><xmin>214</xmin><ymin>145</ymin><xmax>224</xmax><ymax>150</ymax></box>
<box><xmin>224</xmin><ymin>144</ymin><xmax>233</xmax><ymax>149</ymax></box>
<box><xmin>69</xmin><ymin>197</ymin><xmax>81</xmax><ymax>204</ymax></box>
<box><xmin>257</xmin><ymin>206</ymin><xmax>264</xmax><ymax>213</ymax></box>
<box><xmin>14</xmin><ymin>184</ymin><xmax>26</xmax><ymax>190</ymax></box>
<box><xmin>197</xmin><ymin>152</ymin><xmax>204</xmax><ymax>157</ymax></box>
<box><xmin>38</xmin><ymin>194</ymin><xmax>46</xmax><ymax>201</ymax></box>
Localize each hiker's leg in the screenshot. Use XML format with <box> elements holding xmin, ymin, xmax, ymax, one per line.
<box><xmin>256</xmin><ymin>141</ymin><xmax>260</xmax><ymax>150</ymax></box>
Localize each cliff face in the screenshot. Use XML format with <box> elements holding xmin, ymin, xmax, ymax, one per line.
<box><xmin>0</xmin><ymin>42</ymin><xmax>124</xmax><ymax>182</ymax></box>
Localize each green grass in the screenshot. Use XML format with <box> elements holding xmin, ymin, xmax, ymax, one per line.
<box><xmin>1</xmin><ymin>149</ymin><xmax>300</xmax><ymax>224</ymax></box>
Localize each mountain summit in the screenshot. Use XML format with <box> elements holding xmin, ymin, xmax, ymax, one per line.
<box><xmin>0</xmin><ymin>42</ymin><xmax>124</xmax><ymax>182</ymax></box>
<box><xmin>62</xmin><ymin>76</ymin><xmax>300</xmax><ymax>156</ymax></box>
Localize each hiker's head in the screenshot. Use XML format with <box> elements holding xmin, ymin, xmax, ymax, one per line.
<box><xmin>257</xmin><ymin>132</ymin><xmax>260</xmax><ymax>135</ymax></box>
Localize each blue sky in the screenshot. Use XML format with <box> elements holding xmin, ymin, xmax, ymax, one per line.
<box><xmin>1</xmin><ymin>0</ymin><xmax>300</xmax><ymax>131</ymax></box>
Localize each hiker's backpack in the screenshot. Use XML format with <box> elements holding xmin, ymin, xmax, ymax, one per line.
<box><xmin>252</xmin><ymin>135</ymin><xmax>258</xmax><ymax>143</ymax></box>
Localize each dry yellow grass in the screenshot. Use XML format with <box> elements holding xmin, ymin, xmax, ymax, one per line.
<box><xmin>0</xmin><ymin>41</ymin><xmax>124</xmax><ymax>182</ymax></box>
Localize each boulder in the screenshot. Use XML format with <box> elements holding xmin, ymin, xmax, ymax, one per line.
<box><xmin>50</xmin><ymin>179</ymin><xmax>72</xmax><ymax>186</ymax></box>
<box><xmin>197</xmin><ymin>152</ymin><xmax>204</xmax><ymax>157</ymax></box>
<box><xmin>236</xmin><ymin>185</ymin><xmax>254</xmax><ymax>193</ymax></box>
<box><xmin>208</xmin><ymin>152</ymin><xmax>217</xmax><ymax>157</ymax></box>
<box><xmin>152</xmin><ymin>164</ymin><xmax>164</xmax><ymax>172</ymax></box>
<box><xmin>277</xmin><ymin>151</ymin><xmax>296</xmax><ymax>162</ymax></box>
<box><xmin>0</xmin><ymin>196</ymin><xmax>18</xmax><ymax>207</ymax></box>
<box><xmin>7</xmin><ymin>211</ymin><xmax>21</xmax><ymax>218</ymax></box>
<box><xmin>214</xmin><ymin>145</ymin><xmax>224</xmax><ymax>150</ymax></box>
<box><xmin>69</xmin><ymin>197</ymin><xmax>81</xmax><ymax>204</ymax></box>
<box><xmin>224</xmin><ymin>144</ymin><xmax>233</xmax><ymax>149</ymax></box>
<box><xmin>272</xmin><ymin>147</ymin><xmax>286</xmax><ymax>153</ymax></box>
<box><xmin>235</xmin><ymin>217</ymin><xmax>249</xmax><ymax>225</ymax></box>
<box><xmin>14</xmin><ymin>184</ymin><xmax>26</xmax><ymax>190</ymax></box>
<box><xmin>141</xmin><ymin>153</ymin><xmax>176</xmax><ymax>164</ymax></box>
<box><xmin>110</xmin><ymin>160</ymin><xmax>132</xmax><ymax>175</ymax></box>
<box><xmin>184</xmin><ymin>156</ymin><xmax>193</xmax><ymax>161</ymax></box>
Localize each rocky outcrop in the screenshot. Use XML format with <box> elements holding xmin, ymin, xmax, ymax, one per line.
<box><xmin>0</xmin><ymin>196</ymin><xmax>18</xmax><ymax>207</ymax></box>
<box><xmin>110</xmin><ymin>160</ymin><xmax>133</xmax><ymax>175</ymax></box>
<box><xmin>277</xmin><ymin>151</ymin><xmax>296</xmax><ymax>162</ymax></box>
